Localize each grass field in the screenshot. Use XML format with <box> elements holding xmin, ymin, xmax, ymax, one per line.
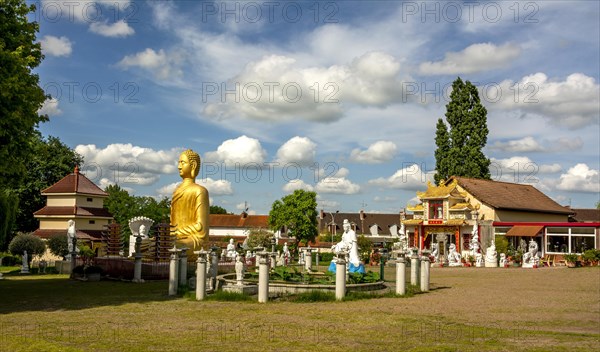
<box><xmin>1</xmin><ymin>266</ymin><xmax>598</xmax><ymax>351</ymax></box>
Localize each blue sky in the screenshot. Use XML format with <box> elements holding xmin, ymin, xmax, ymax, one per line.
<box><xmin>32</xmin><ymin>0</ymin><xmax>600</xmax><ymax>214</ymax></box>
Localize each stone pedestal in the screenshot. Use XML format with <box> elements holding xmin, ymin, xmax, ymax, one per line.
<box><xmin>179</xmin><ymin>247</ymin><xmax>188</xmax><ymax>287</ymax></box>
<box><xmin>485</xmin><ymin>260</ymin><xmax>498</xmax><ymax>268</ymax></box>
<box><xmin>335</xmin><ymin>253</ymin><xmax>346</xmax><ymax>301</ymax></box>
<box><xmin>396</xmin><ymin>256</ymin><xmax>406</xmax><ymax>295</ymax></box>
<box><xmin>132</xmin><ymin>236</ymin><xmax>144</xmax><ymax>283</ymax></box>
<box><xmin>257</xmin><ymin>252</ymin><xmax>269</xmax><ymax>303</ymax></box>
<box><xmin>420</xmin><ymin>256</ymin><xmax>430</xmax><ymax>292</ymax></box>
<box><xmin>410</xmin><ymin>249</ymin><xmax>420</xmax><ymax>286</ymax></box>
<box><xmin>194</xmin><ymin>250</ymin><xmax>208</xmax><ymax>301</ymax></box>
<box><xmin>270</xmin><ymin>252</ymin><xmax>277</xmax><ymax>269</ymax></box>
<box><xmin>70</xmin><ymin>250</ymin><xmax>77</xmax><ymax>273</ymax></box>
<box><xmin>168</xmin><ymin>246</ymin><xmax>179</xmax><ymax>296</ymax></box>
<box><xmin>209</xmin><ymin>248</ymin><xmax>219</xmax><ymax>290</ymax></box>
<box><xmin>305</xmin><ymin>249</ymin><xmax>312</xmax><ymax>271</ymax></box>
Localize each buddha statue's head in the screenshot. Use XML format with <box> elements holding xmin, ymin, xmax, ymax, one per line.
<box><xmin>178</xmin><ymin>149</ymin><xmax>201</xmax><ymax>180</ymax></box>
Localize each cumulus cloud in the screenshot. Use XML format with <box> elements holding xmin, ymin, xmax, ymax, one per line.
<box><xmin>204</xmin><ymin>135</ymin><xmax>267</xmax><ymax>166</ymax></box>
<box><xmin>350</xmin><ymin>141</ymin><xmax>397</xmax><ymax>163</ymax></box>
<box><xmin>203</xmin><ymin>51</ymin><xmax>411</xmax><ymax>123</ymax></box>
<box><xmin>156</xmin><ymin>178</ymin><xmax>233</xmax><ymax>198</ymax></box>
<box><xmin>118</xmin><ymin>48</ymin><xmax>183</xmax><ymax>80</ymax></box>
<box><xmin>555</xmin><ymin>164</ymin><xmax>599</xmax><ymax>193</ymax></box>
<box><xmin>283</xmin><ymin>179</ymin><xmax>314</xmax><ymax>192</ymax></box>
<box><xmin>276</xmin><ymin>136</ymin><xmax>317</xmax><ymax>166</ymax></box>
<box><xmin>369</xmin><ymin>164</ymin><xmax>434</xmax><ymax>190</ymax></box>
<box><xmin>419</xmin><ymin>43</ymin><xmax>521</xmax><ymax>75</ymax></box>
<box><xmin>489</xmin><ymin>156</ymin><xmax>562</xmax><ymax>184</ymax></box>
<box><xmin>492</xmin><ymin>73</ymin><xmax>600</xmax><ymax>129</ymax></box>
<box><xmin>491</xmin><ymin>136</ymin><xmax>584</xmax><ymax>153</ymax></box>
<box><xmin>38</xmin><ymin>98</ymin><xmax>62</xmax><ymax>116</ymax></box>
<box><xmin>76</xmin><ymin>144</ymin><xmax>182</xmax><ymax>186</ymax></box>
<box><xmin>316</xmin><ymin>177</ymin><xmax>360</xmax><ymax>194</ymax></box>
<box><xmin>90</xmin><ymin>20</ymin><xmax>134</xmax><ymax>37</ymax></box>
<box><xmin>39</xmin><ymin>35</ymin><xmax>72</xmax><ymax>57</ymax></box>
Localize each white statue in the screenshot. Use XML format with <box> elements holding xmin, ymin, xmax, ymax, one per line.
<box><xmin>128</xmin><ymin>216</ymin><xmax>154</xmax><ymax>257</ymax></box>
<box><xmin>235</xmin><ymin>254</ymin><xmax>245</xmax><ymax>285</ymax></box>
<box><xmin>469</xmin><ymin>222</ymin><xmax>480</xmax><ymax>257</ymax></box>
<box><xmin>21</xmin><ymin>250</ymin><xmax>30</xmax><ymax>273</ymax></box>
<box><xmin>431</xmin><ymin>243</ymin><xmax>439</xmax><ymax>263</ymax></box>
<box><xmin>298</xmin><ymin>249</ymin><xmax>305</xmax><ymax>265</ymax></box>
<box><xmin>522</xmin><ymin>239</ymin><xmax>540</xmax><ymax>268</ymax></box>
<box><xmin>226</xmin><ymin>239</ymin><xmax>236</xmax><ymax>259</ymax></box>
<box><xmin>67</xmin><ymin>219</ymin><xmax>77</xmax><ymax>260</ymax></box>
<box><xmin>485</xmin><ymin>240</ymin><xmax>498</xmax><ymax>267</ymax></box>
<box><xmin>332</xmin><ymin>219</ymin><xmax>360</xmax><ymax>268</ymax></box>
<box><xmin>447</xmin><ymin>243</ymin><xmax>462</xmax><ymax>267</ymax></box>
<box><xmin>475</xmin><ymin>252</ymin><xmax>484</xmax><ymax>267</ymax></box>
<box><xmin>499</xmin><ymin>253</ymin><xmax>507</xmax><ymax>267</ymax></box>
<box><xmin>395</xmin><ymin>222</ymin><xmax>409</xmax><ymax>255</ymax></box>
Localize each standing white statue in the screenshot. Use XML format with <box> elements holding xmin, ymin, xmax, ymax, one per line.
<box><xmin>447</xmin><ymin>243</ymin><xmax>462</xmax><ymax>266</ymax></box>
<box><xmin>469</xmin><ymin>222</ymin><xmax>480</xmax><ymax>257</ymax></box>
<box><xmin>128</xmin><ymin>216</ymin><xmax>154</xmax><ymax>257</ymax></box>
<box><xmin>485</xmin><ymin>240</ymin><xmax>498</xmax><ymax>267</ymax></box>
<box><xmin>499</xmin><ymin>253</ymin><xmax>507</xmax><ymax>267</ymax></box>
<box><xmin>235</xmin><ymin>254</ymin><xmax>245</xmax><ymax>286</ymax></box>
<box><xmin>475</xmin><ymin>252</ymin><xmax>484</xmax><ymax>267</ymax></box>
<box><xmin>282</xmin><ymin>242</ymin><xmax>290</xmax><ymax>265</ymax></box>
<box><xmin>396</xmin><ymin>222</ymin><xmax>409</xmax><ymax>254</ymax></box>
<box><xmin>67</xmin><ymin>219</ymin><xmax>77</xmax><ymax>260</ymax></box>
<box><xmin>21</xmin><ymin>250</ymin><xmax>30</xmax><ymax>273</ymax></box>
<box><xmin>332</xmin><ymin>219</ymin><xmax>364</xmax><ymax>273</ymax></box>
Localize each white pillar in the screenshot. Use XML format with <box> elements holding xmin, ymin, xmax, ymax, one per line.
<box><xmin>132</xmin><ymin>235</ymin><xmax>143</xmax><ymax>283</ymax></box>
<box><xmin>210</xmin><ymin>248</ymin><xmax>219</xmax><ymax>290</ymax></box>
<box><xmin>396</xmin><ymin>256</ymin><xmax>406</xmax><ymax>295</ymax></box>
<box><xmin>257</xmin><ymin>252</ymin><xmax>269</xmax><ymax>303</ymax></box>
<box><xmin>168</xmin><ymin>246</ymin><xmax>179</xmax><ymax>296</ymax></box>
<box><xmin>270</xmin><ymin>252</ymin><xmax>277</xmax><ymax>269</ymax></box>
<box><xmin>305</xmin><ymin>249</ymin><xmax>312</xmax><ymax>271</ymax></box>
<box><xmin>179</xmin><ymin>247</ymin><xmax>188</xmax><ymax>287</ymax></box>
<box><xmin>410</xmin><ymin>249</ymin><xmax>420</xmax><ymax>286</ymax></box>
<box><xmin>420</xmin><ymin>256</ymin><xmax>430</xmax><ymax>292</ymax></box>
<box><xmin>335</xmin><ymin>253</ymin><xmax>346</xmax><ymax>301</ymax></box>
<box><xmin>195</xmin><ymin>250</ymin><xmax>208</xmax><ymax>301</ymax></box>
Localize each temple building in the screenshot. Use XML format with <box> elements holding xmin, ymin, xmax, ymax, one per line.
<box><xmin>402</xmin><ymin>176</ymin><xmax>599</xmax><ymax>259</ymax></box>
<box><xmin>317</xmin><ymin>210</ymin><xmax>403</xmax><ymax>247</ymax></box>
<box><xmin>208</xmin><ymin>212</ymin><xmax>272</xmax><ymax>243</ymax></box>
<box><xmin>33</xmin><ymin>166</ymin><xmax>113</xmax><ymax>244</ymax></box>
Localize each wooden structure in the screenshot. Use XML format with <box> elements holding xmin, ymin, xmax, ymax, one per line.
<box><xmin>102</xmin><ymin>223</ymin><xmax>122</xmax><ymax>256</ymax></box>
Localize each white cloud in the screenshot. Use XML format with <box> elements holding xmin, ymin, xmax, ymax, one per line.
<box><xmin>89</xmin><ymin>20</ymin><xmax>134</xmax><ymax>37</ymax></box>
<box><xmin>39</xmin><ymin>35</ymin><xmax>72</xmax><ymax>57</ymax></box>
<box><xmin>369</xmin><ymin>164</ymin><xmax>434</xmax><ymax>190</ymax></box>
<box><xmin>556</xmin><ymin>164</ymin><xmax>600</xmax><ymax>193</ymax></box>
<box><xmin>98</xmin><ymin>177</ymin><xmax>134</xmax><ymax>194</ymax></box>
<box><xmin>204</xmin><ymin>135</ymin><xmax>267</xmax><ymax>166</ymax></box>
<box><xmin>118</xmin><ymin>48</ymin><xmax>183</xmax><ymax>80</ymax></box>
<box><xmin>38</xmin><ymin>98</ymin><xmax>62</xmax><ymax>116</ymax></box>
<box><xmin>489</xmin><ymin>157</ymin><xmax>562</xmax><ymax>184</ymax></box>
<box><xmin>419</xmin><ymin>43</ymin><xmax>521</xmax><ymax>75</ymax></box>
<box><xmin>156</xmin><ymin>182</ymin><xmax>178</xmax><ymax>199</ymax></box>
<box><xmin>76</xmin><ymin>144</ymin><xmax>182</xmax><ymax>186</ymax></box>
<box><xmin>203</xmin><ymin>51</ymin><xmax>410</xmax><ymax>123</ymax></box>
<box><xmin>490</xmin><ymin>136</ymin><xmax>584</xmax><ymax>153</ymax></box>
<box><xmin>283</xmin><ymin>179</ymin><xmax>314</xmax><ymax>193</ymax></box>
<box><xmin>350</xmin><ymin>141</ymin><xmax>397</xmax><ymax>163</ymax></box>
<box><xmin>492</xmin><ymin>73</ymin><xmax>600</xmax><ymax>129</ymax></box>
<box><xmin>156</xmin><ymin>178</ymin><xmax>233</xmax><ymax>198</ymax></box>
<box><xmin>276</xmin><ymin>136</ymin><xmax>317</xmax><ymax>166</ymax></box>
<box><xmin>316</xmin><ymin>177</ymin><xmax>360</xmax><ymax>194</ymax></box>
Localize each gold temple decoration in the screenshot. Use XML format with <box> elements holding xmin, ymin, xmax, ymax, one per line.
<box><xmin>170</xmin><ymin>149</ymin><xmax>209</xmax><ymax>251</ymax></box>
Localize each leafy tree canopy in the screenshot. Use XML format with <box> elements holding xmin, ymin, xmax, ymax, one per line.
<box><xmin>8</xmin><ymin>232</ymin><xmax>45</xmax><ymax>261</ymax></box>
<box><xmin>434</xmin><ymin>77</ymin><xmax>491</xmax><ymax>184</ymax></box>
<box><xmin>210</xmin><ymin>205</ymin><xmax>229</xmax><ymax>214</ymax></box>
<box><xmin>268</xmin><ymin>190</ymin><xmax>318</xmax><ymax>246</ymax></box>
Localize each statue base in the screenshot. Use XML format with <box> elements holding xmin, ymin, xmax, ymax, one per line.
<box><xmin>223</xmin><ymin>283</ymin><xmax>258</xmax><ymax>295</ymax></box>
<box><xmin>485</xmin><ymin>261</ymin><xmax>498</xmax><ymax>268</ymax></box>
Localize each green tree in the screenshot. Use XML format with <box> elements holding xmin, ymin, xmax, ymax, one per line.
<box><xmin>0</xmin><ymin>0</ymin><xmax>48</xmax><ymax>189</ymax></box>
<box><xmin>210</xmin><ymin>205</ymin><xmax>229</xmax><ymax>214</ymax></box>
<box><xmin>268</xmin><ymin>190</ymin><xmax>318</xmax><ymax>246</ymax></box>
<box><xmin>47</xmin><ymin>235</ymin><xmax>69</xmax><ymax>259</ymax></box>
<box><xmin>0</xmin><ymin>189</ymin><xmax>19</xmax><ymax>250</ymax></box>
<box><xmin>246</xmin><ymin>228</ymin><xmax>273</xmax><ymax>248</ymax></box>
<box><xmin>8</xmin><ymin>232</ymin><xmax>46</xmax><ymax>263</ymax></box>
<box><xmin>434</xmin><ymin>77</ymin><xmax>491</xmax><ymax>184</ymax></box>
<box><xmin>15</xmin><ymin>135</ymin><xmax>83</xmax><ymax>232</ymax></box>
<box><xmin>357</xmin><ymin>234</ymin><xmax>373</xmax><ymax>263</ymax></box>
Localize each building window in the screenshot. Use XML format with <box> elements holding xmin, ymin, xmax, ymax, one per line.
<box><xmin>546</xmin><ymin>227</ymin><xmax>596</xmax><ymax>254</ymax></box>
<box><xmin>429</xmin><ymin>200</ymin><xmax>443</xmax><ymax>219</ymax></box>
<box><xmin>87</xmin><ymin>197</ymin><xmax>93</xmax><ymax>202</ymax></box>
<box><xmin>89</xmin><ymin>220</ymin><xmax>95</xmax><ymax>224</ymax></box>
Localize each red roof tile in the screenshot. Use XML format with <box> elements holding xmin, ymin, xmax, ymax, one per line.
<box><xmin>33</xmin><ymin>229</ymin><xmax>104</xmax><ymax>240</ymax></box>
<box><xmin>451</xmin><ymin>176</ymin><xmax>572</xmax><ymax>215</ymax></box>
<box><xmin>34</xmin><ymin>206</ymin><xmax>113</xmax><ymax>218</ymax></box>
<box><xmin>570</xmin><ymin>208</ymin><xmax>600</xmax><ymax>222</ymax></box>
<box><xmin>209</xmin><ymin>214</ymin><xmax>269</xmax><ymax>228</ymax></box>
<box><xmin>42</xmin><ymin>167</ymin><xmax>107</xmax><ymax>196</ymax></box>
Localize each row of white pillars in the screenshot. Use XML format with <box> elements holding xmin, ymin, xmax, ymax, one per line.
<box><xmin>396</xmin><ymin>253</ymin><xmax>430</xmax><ymax>295</ymax></box>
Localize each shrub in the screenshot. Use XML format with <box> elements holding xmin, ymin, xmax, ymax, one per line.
<box><xmin>8</xmin><ymin>233</ymin><xmax>46</xmax><ymax>261</ymax></box>
<box><xmin>0</xmin><ymin>252</ymin><xmax>19</xmax><ymax>266</ymax></box>
<box><xmin>319</xmin><ymin>252</ymin><xmax>334</xmax><ymax>262</ymax></box>
<box><xmin>48</xmin><ymin>235</ymin><xmax>69</xmax><ymax>259</ymax></box>
<box><xmin>563</xmin><ymin>253</ymin><xmax>578</xmax><ymax>263</ymax></box>
<box><xmin>495</xmin><ymin>235</ymin><xmax>509</xmax><ymax>256</ymax></box>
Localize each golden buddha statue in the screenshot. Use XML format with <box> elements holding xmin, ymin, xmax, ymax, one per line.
<box><xmin>170</xmin><ymin>149</ymin><xmax>209</xmax><ymax>251</ymax></box>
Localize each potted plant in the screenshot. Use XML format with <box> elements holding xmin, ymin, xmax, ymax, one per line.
<box><xmin>563</xmin><ymin>253</ymin><xmax>578</xmax><ymax>268</ymax></box>
<box><xmin>512</xmin><ymin>250</ymin><xmax>523</xmax><ymax>267</ymax></box>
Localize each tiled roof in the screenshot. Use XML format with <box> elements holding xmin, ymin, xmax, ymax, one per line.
<box><xmin>569</xmin><ymin>208</ymin><xmax>600</xmax><ymax>222</ymax></box>
<box><xmin>42</xmin><ymin>166</ymin><xmax>107</xmax><ymax>196</ymax></box>
<box><xmin>417</xmin><ymin>179</ymin><xmax>467</xmax><ymax>199</ymax></box>
<box><xmin>449</xmin><ymin>203</ymin><xmax>473</xmax><ymax>211</ymax></box>
<box><xmin>33</xmin><ymin>229</ymin><xmax>104</xmax><ymax>240</ymax></box>
<box><xmin>209</xmin><ymin>214</ymin><xmax>269</xmax><ymax>228</ymax></box>
<box><xmin>34</xmin><ymin>206</ymin><xmax>113</xmax><ymax>218</ymax></box>
<box><xmin>451</xmin><ymin>176</ymin><xmax>572</xmax><ymax>215</ymax></box>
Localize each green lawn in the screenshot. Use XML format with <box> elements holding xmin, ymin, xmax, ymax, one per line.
<box><xmin>0</xmin><ymin>266</ymin><xmax>598</xmax><ymax>351</ymax></box>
